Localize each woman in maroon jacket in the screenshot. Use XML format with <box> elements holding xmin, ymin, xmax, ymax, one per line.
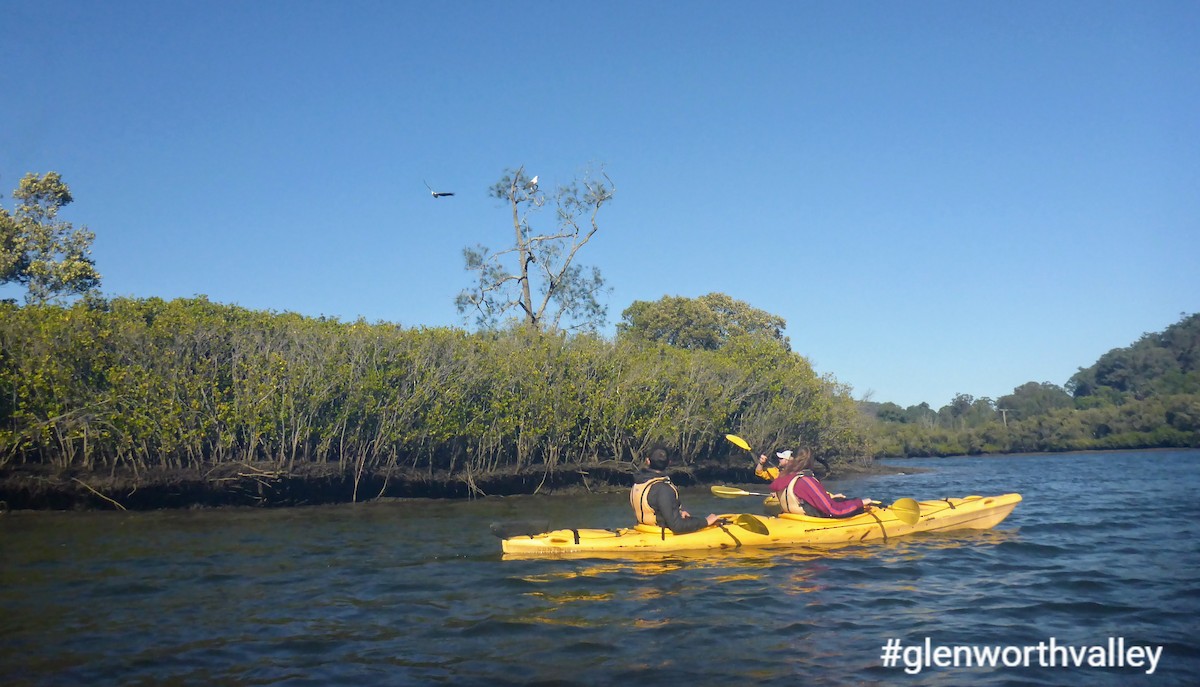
<box><xmin>755</xmin><ymin>447</ymin><xmax>877</xmax><ymax>518</ymax></box>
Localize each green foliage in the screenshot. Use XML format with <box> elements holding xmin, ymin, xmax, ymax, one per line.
<box><xmin>865</xmin><ymin>313</ymin><xmax>1200</xmax><ymax>457</ymax></box>
<box><xmin>617</xmin><ymin>292</ymin><xmax>790</xmax><ymax>351</ymax></box>
<box><xmin>0</xmin><ymin>173</ymin><xmax>101</xmax><ymax>303</ymax></box>
<box><xmin>0</xmin><ymin>297</ymin><xmax>865</xmax><ymax>482</ymax></box>
<box><xmin>997</xmin><ymin>382</ymin><xmax>1072</xmax><ymax>421</ymax></box>
<box><xmin>1068</xmin><ymin>313</ymin><xmax>1200</xmax><ymax>400</ymax></box>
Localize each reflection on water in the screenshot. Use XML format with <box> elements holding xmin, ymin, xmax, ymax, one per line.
<box><xmin>2</xmin><ymin>450</ymin><xmax>1199</xmax><ymax>686</ymax></box>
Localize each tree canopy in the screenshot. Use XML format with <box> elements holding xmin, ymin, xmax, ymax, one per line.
<box><xmin>617</xmin><ymin>292</ymin><xmax>790</xmax><ymax>351</ymax></box>
<box><xmin>1068</xmin><ymin>313</ymin><xmax>1200</xmax><ymax>400</ymax></box>
<box><xmin>996</xmin><ymin>382</ymin><xmax>1073</xmax><ymax>421</ymax></box>
<box><xmin>0</xmin><ymin>172</ymin><xmax>101</xmax><ymax>303</ymax></box>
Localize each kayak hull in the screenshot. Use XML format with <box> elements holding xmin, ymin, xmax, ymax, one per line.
<box><xmin>500</xmin><ymin>493</ymin><xmax>1022</xmax><ymax>557</ymax></box>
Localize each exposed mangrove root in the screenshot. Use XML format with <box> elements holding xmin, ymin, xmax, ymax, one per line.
<box><xmin>71</xmin><ymin>477</ymin><xmax>127</xmax><ymax>511</ymax></box>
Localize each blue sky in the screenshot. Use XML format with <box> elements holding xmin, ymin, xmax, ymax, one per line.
<box><xmin>3</xmin><ymin>1</ymin><xmax>1197</xmax><ymax>409</ymax></box>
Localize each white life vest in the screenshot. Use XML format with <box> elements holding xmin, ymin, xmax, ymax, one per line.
<box><xmin>775</xmin><ymin>474</ymin><xmax>809</xmax><ymax>515</ymax></box>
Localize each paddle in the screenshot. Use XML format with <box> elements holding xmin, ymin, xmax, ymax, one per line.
<box><xmin>711</xmin><ymin>485</ymin><xmax>771</xmax><ymax>498</ymax></box>
<box><xmin>889</xmin><ymin>498</ymin><xmax>921</xmax><ymax>526</ymax></box>
<box><xmin>728</xmin><ymin>433</ymin><xmax>836</xmax><ymax>475</ymax></box>
<box><xmin>721</xmin><ymin>513</ymin><xmax>770</xmax><ymax>535</ymax></box>
<box><xmin>724</xmin><ymin>434</ymin><xmax>758</xmax><ymax>467</ymax></box>
<box><xmin>711</xmin><ymin>486</ymin><xmax>921</xmax><ymax>526</ymax></box>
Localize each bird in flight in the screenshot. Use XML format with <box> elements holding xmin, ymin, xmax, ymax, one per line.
<box><xmin>424</xmin><ymin>180</ymin><xmax>455</xmax><ymax>198</ymax></box>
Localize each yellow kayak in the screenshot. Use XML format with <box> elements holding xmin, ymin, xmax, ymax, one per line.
<box><xmin>500</xmin><ymin>493</ymin><xmax>1022</xmax><ymax>557</ymax></box>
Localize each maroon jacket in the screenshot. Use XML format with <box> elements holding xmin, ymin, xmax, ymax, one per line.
<box><xmin>769</xmin><ymin>470</ymin><xmax>866</xmax><ymax>518</ymax></box>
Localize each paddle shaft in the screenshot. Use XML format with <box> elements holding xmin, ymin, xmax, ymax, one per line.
<box><xmin>711</xmin><ymin>485</ymin><xmax>771</xmax><ymax>498</ymax></box>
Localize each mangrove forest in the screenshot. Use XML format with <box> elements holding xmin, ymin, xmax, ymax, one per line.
<box><xmin>0</xmin><ymin>295</ymin><xmax>866</xmax><ymax>509</ymax></box>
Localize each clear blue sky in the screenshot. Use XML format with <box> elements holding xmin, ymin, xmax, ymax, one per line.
<box><xmin>3</xmin><ymin>1</ymin><xmax>1197</xmax><ymax>409</ymax></box>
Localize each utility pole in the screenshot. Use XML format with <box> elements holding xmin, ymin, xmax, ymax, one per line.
<box><xmin>998</xmin><ymin>408</ymin><xmax>1013</xmax><ymax>428</ymax></box>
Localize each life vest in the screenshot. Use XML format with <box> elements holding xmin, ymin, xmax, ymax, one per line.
<box><xmin>630</xmin><ymin>475</ymin><xmax>676</xmax><ymax>526</ymax></box>
<box><xmin>775</xmin><ymin>474</ymin><xmax>807</xmax><ymax>515</ymax></box>
<box><xmin>775</xmin><ymin>474</ymin><xmax>825</xmax><ymax>517</ymax></box>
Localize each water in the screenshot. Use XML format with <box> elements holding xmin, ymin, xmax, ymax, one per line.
<box><xmin>2</xmin><ymin>450</ymin><xmax>1199</xmax><ymax>686</ymax></box>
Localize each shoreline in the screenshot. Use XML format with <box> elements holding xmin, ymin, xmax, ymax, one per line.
<box><xmin>0</xmin><ymin>459</ymin><xmax>912</xmax><ymax>513</ymax></box>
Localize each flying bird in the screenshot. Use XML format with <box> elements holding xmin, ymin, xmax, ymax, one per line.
<box><xmin>424</xmin><ymin>180</ymin><xmax>455</xmax><ymax>198</ymax></box>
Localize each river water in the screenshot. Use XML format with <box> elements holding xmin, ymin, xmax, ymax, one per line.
<box><xmin>2</xmin><ymin>449</ymin><xmax>1199</xmax><ymax>686</ymax></box>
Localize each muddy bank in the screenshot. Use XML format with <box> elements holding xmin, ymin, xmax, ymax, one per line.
<box><xmin>0</xmin><ymin>460</ymin><xmax>908</xmax><ymax>512</ymax></box>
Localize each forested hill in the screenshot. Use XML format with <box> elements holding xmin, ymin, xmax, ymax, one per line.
<box><xmin>864</xmin><ymin>313</ymin><xmax>1200</xmax><ymax>457</ymax></box>
<box><xmin>1068</xmin><ymin>312</ymin><xmax>1200</xmax><ymax>402</ymax></box>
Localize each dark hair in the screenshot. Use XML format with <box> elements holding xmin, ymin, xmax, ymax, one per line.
<box><xmin>647</xmin><ymin>447</ymin><xmax>671</xmax><ymax>470</ymax></box>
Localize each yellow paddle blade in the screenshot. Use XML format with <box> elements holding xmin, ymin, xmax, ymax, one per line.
<box><xmin>889</xmin><ymin>498</ymin><xmax>921</xmax><ymax>525</ymax></box>
<box><xmin>711</xmin><ymin>485</ymin><xmax>753</xmax><ymax>498</ymax></box>
<box><xmin>711</xmin><ymin>485</ymin><xmax>772</xmax><ymax>498</ymax></box>
<box><xmin>735</xmin><ymin>514</ymin><xmax>770</xmax><ymax>535</ymax></box>
<box><xmin>724</xmin><ymin>434</ymin><xmax>752</xmax><ymax>452</ymax></box>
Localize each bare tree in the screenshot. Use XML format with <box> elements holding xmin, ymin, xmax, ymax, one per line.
<box><xmin>456</xmin><ymin>165</ymin><xmax>614</xmax><ymax>333</ymax></box>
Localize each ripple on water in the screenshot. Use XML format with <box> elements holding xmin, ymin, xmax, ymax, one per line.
<box><xmin>4</xmin><ymin>451</ymin><xmax>1200</xmax><ymax>686</ymax></box>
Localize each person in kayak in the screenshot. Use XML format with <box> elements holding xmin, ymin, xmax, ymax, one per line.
<box><xmin>630</xmin><ymin>447</ymin><xmax>720</xmax><ymax>534</ymax></box>
<box><xmin>755</xmin><ymin>447</ymin><xmax>877</xmax><ymax>518</ymax></box>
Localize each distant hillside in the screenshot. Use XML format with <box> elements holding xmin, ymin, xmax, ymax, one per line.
<box><xmin>863</xmin><ymin>312</ymin><xmax>1200</xmax><ymax>457</ymax></box>
<box><xmin>1067</xmin><ymin>313</ymin><xmax>1200</xmax><ymax>403</ymax></box>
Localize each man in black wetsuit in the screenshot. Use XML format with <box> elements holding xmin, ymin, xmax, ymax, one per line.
<box><xmin>629</xmin><ymin>447</ymin><xmax>718</xmax><ymax>534</ymax></box>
